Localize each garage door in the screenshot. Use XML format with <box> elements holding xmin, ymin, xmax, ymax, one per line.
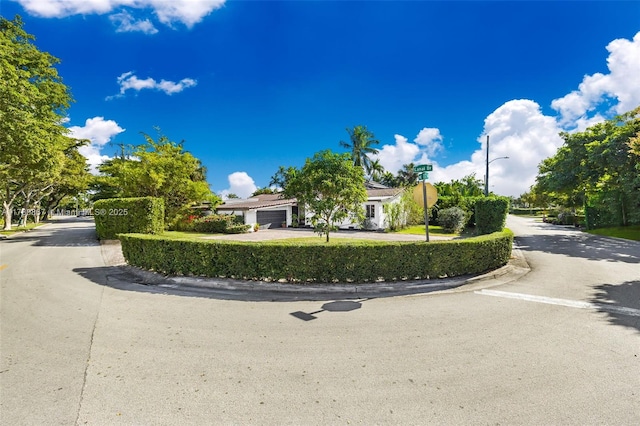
<box><xmin>256</xmin><ymin>210</ymin><xmax>286</xmax><ymax>228</ymax></box>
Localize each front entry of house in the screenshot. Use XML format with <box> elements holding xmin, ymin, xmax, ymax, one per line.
<box><xmin>256</xmin><ymin>210</ymin><xmax>286</xmax><ymax>229</ymax></box>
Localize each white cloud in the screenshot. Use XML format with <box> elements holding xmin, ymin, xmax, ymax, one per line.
<box><xmin>220</xmin><ymin>172</ymin><xmax>257</xmax><ymax>199</ymax></box>
<box><xmin>552</xmin><ymin>31</ymin><xmax>640</xmax><ymax>128</ymax></box>
<box><xmin>374</xmin><ymin>134</ymin><xmax>421</xmax><ymax>175</ymax></box>
<box><xmin>413</xmin><ymin>127</ymin><xmax>443</xmax><ymax>156</ymax></box>
<box><xmin>109</xmin><ymin>10</ymin><xmax>158</xmax><ymax>34</ymax></box>
<box><xmin>151</xmin><ymin>0</ymin><xmax>225</xmax><ymax>28</ymax></box>
<box><xmin>68</xmin><ymin>117</ymin><xmax>125</xmax><ymax>174</ymax></box>
<box><xmin>107</xmin><ymin>71</ymin><xmax>197</xmax><ymax>99</ymax></box>
<box><xmin>15</xmin><ymin>0</ymin><xmax>226</xmax><ymax>28</ymax></box>
<box><xmin>433</xmin><ymin>100</ymin><xmax>564</xmax><ymax>197</ymax></box>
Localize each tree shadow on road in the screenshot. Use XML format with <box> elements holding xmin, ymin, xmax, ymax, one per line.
<box><xmin>590</xmin><ymin>280</ymin><xmax>640</xmax><ymax>334</ymax></box>
<box><xmin>515</xmin><ymin>232</ymin><xmax>640</xmax><ymax>263</ymax></box>
<box><xmin>1</xmin><ymin>217</ymin><xmax>99</xmax><ymax>247</ymax></box>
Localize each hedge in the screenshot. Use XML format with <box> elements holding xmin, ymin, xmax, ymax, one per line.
<box><xmin>94</xmin><ymin>197</ymin><xmax>164</xmax><ymax>240</ymax></box>
<box><xmin>119</xmin><ymin>230</ymin><xmax>513</xmax><ymax>283</ymax></box>
<box><xmin>192</xmin><ymin>214</ymin><xmax>248</xmax><ymax>233</ymax></box>
<box><xmin>434</xmin><ymin>196</ymin><xmax>480</xmax><ymax>227</ymax></box>
<box><xmin>475</xmin><ymin>197</ymin><xmax>509</xmax><ymax>235</ymax></box>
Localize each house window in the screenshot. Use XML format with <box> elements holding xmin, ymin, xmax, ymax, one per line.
<box><xmin>365</xmin><ymin>204</ymin><xmax>375</xmax><ymax>219</ymax></box>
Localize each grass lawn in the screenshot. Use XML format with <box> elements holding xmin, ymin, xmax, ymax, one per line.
<box><xmin>161</xmin><ymin>230</ymin><xmax>216</xmax><ymax>239</ymax></box>
<box><xmin>586</xmin><ymin>225</ymin><xmax>640</xmax><ymax>241</ymax></box>
<box><xmin>157</xmin><ymin>232</ymin><xmax>401</xmax><ymax>245</ymax></box>
<box><xmin>0</xmin><ymin>222</ymin><xmax>44</xmax><ymax>235</ymax></box>
<box><xmin>258</xmin><ymin>237</ymin><xmax>393</xmax><ymax>246</ymax></box>
<box><xmin>394</xmin><ymin>225</ymin><xmax>476</xmax><ymax>238</ymax></box>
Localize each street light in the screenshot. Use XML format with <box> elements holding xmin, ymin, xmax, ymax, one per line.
<box><xmin>484</xmin><ymin>135</ymin><xmax>509</xmax><ymax>196</ymax></box>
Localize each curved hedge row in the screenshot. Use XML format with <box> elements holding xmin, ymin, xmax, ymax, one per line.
<box><xmin>118</xmin><ymin>231</ymin><xmax>513</xmax><ymax>284</ymax></box>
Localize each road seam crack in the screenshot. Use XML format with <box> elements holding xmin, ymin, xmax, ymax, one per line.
<box><xmin>74</xmin><ymin>284</ymin><xmax>105</xmax><ymax>425</ymax></box>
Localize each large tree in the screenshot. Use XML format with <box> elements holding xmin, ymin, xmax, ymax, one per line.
<box><xmin>536</xmin><ymin>107</ymin><xmax>640</xmax><ymax>225</ymax></box>
<box><xmin>94</xmin><ymin>131</ymin><xmax>218</xmax><ymax>225</ymax></box>
<box><xmin>283</xmin><ymin>150</ymin><xmax>367</xmax><ymax>242</ymax></box>
<box><xmin>339</xmin><ymin>125</ymin><xmax>380</xmax><ymax>176</ymax></box>
<box><xmin>40</xmin><ymin>140</ymin><xmax>91</xmax><ymax>220</ymax></box>
<box><xmin>0</xmin><ymin>16</ymin><xmax>73</xmax><ymax>230</ymax></box>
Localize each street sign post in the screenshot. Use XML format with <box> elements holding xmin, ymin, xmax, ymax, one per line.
<box><xmin>415</xmin><ymin>164</ymin><xmax>433</xmax><ymax>173</ymax></box>
<box><xmin>414</xmin><ymin>165</ymin><xmax>433</xmax><ymax>242</ymax></box>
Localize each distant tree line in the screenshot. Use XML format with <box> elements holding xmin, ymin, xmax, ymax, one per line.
<box><xmin>519</xmin><ymin>107</ymin><xmax>640</xmax><ymax>228</ymax></box>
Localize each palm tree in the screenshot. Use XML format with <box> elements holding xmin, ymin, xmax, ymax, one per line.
<box><xmin>339</xmin><ymin>125</ymin><xmax>380</xmax><ymax>175</ymax></box>
<box><xmin>380</xmin><ymin>171</ymin><xmax>398</xmax><ymax>188</ymax></box>
<box><xmin>369</xmin><ymin>159</ymin><xmax>385</xmax><ymax>182</ymax></box>
<box><xmin>397</xmin><ymin>163</ymin><xmax>419</xmax><ymax>187</ymax></box>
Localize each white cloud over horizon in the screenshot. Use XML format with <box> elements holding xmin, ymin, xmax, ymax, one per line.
<box><xmin>68</xmin><ymin>117</ymin><xmax>125</xmax><ymax>174</ymax></box>
<box><xmin>219</xmin><ymin>172</ymin><xmax>257</xmax><ymax>199</ymax></box>
<box><xmin>371</xmin><ymin>31</ymin><xmax>640</xmax><ymax>197</ymax></box>
<box><xmin>434</xmin><ymin>100</ymin><xmax>564</xmax><ymax>197</ymax></box>
<box><xmin>371</xmin><ymin>100</ymin><xmax>564</xmax><ymax>197</ymax></box>
<box><xmin>374</xmin><ymin>127</ymin><xmax>443</xmax><ymax>176</ymax></box>
<box><xmin>106</xmin><ymin>71</ymin><xmax>197</xmax><ymax>99</ymax></box>
<box><xmin>551</xmin><ymin>31</ymin><xmax>640</xmax><ymax>129</ymax></box>
<box><xmin>15</xmin><ymin>0</ymin><xmax>226</xmax><ymax>30</ymax></box>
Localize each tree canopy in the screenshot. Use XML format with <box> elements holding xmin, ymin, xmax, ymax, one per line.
<box><xmin>339</xmin><ymin>125</ymin><xmax>380</xmax><ymax>176</ymax></box>
<box><xmin>0</xmin><ymin>15</ymin><xmax>79</xmax><ymax>229</ymax></box>
<box><xmin>535</xmin><ymin>107</ymin><xmax>640</xmax><ymax>226</ymax></box>
<box><xmin>283</xmin><ymin>150</ymin><xmax>367</xmax><ymax>242</ymax></box>
<box><xmin>93</xmin><ymin>131</ymin><xmax>218</xmax><ymax>225</ymax></box>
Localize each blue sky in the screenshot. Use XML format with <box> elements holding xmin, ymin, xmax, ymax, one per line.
<box><xmin>4</xmin><ymin>0</ymin><xmax>640</xmax><ymax>197</ymax></box>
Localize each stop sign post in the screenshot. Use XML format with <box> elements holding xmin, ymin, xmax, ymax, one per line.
<box><xmin>414</xmin><ymin>165</ymin><xmax>434</xmax><ymax>242</ymax></box>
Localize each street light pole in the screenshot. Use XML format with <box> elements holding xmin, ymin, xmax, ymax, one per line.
<box><xmin>485</xmin><ymin>135</ymin><xmax>490</xmax><ymax>196</ymax></box>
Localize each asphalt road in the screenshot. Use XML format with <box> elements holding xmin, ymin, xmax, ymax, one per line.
<box><xmin>1</xmin><ymin>216</ymin><xmax>638</xmax><ymax>425</ymax></box>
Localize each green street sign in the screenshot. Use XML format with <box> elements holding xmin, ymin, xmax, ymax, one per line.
<box><xmin>415</xmin><ymin>164</ymin><xmax>433</xmax><ymax>173</ymax></box>
<box><xmin>418</xmin><ymin>172</ymin><xmax>429</xmax><ymax>180</ymax></box>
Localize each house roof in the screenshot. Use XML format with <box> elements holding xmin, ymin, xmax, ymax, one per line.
<box><xmin>216</xmin><ymin>187</ymin><xmax>403</xmax><ymax>212</ymax></box>
<box><xmin>364</xmin><ymin>180</ymin><xmax>391</xmax><ymax>189</ymax></box>
<box><xmin>216</xmin><ymin>193</ymin><xmax>296</xmax><ymax>211</ymax></box>
<box><xmin>366</xmin><ymin>188</ymin><xmax>404</xmax><ymax>198</ymax></box>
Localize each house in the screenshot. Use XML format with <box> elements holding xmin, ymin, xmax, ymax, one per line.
<box><xmin>335</xmin><ymin>182</ymin><xmax>404</xmax><ymax>230</ymax></box>
<box><xmin>216</xmin><ymin>182</ymin><xmax>404</xmax><ymax>231</ymax></box>
<box><xmin>215</xmin><ymin>193</ymin><xmax>299</xmax><ymax>229</ymax></box>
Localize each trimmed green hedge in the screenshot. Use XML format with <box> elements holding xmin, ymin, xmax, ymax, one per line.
<box><xmin>119</xmin><ymin>230</ymin><xmax>513</xmax><ymax>283</ymax></box>
<box><xmin>94</xmin><ymin>197</ymin><xmax>164</xmax><ymax>240</ymax></box>
<box><xmin>475</xmin><ymin>197</ymin><xmax>510</xmax><ymax>235</ymax></box>
<box><xmin>510</xmin><ymin>208</ymin><xmax>545</xmax><ymax>216</ymax></box>
<box><xmin>192</xmin><ymin>214</ymin><xmax>249</xmax><ymax>233</ymax></box>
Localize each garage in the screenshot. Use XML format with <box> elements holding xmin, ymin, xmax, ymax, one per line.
<box><xmin>257</xmin><ymin>210</ymin><xmax>286</xmax><ymax>228</ymax></box>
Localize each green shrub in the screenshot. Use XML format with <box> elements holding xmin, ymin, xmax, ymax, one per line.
<box><xmin>119</xmin><ymin>230</ymin><xmax>513</xmax><ymax>283</ymax></box>
<box><xmin>226</xmin><ymin>224</ymin><xmax>252</xmax><ymax>234</ymax></box>
<box><xmin>436</xmin><ymin>207</ymin><xmax>466</xmax><ymax>233</ymax></box>
<box><xmin>475</xmin><ymin>197</ymin><xmax>509</xmax><ymax>235</ymax></box>
<box><xmin>510</xmin><ymin>208</ymin><xmax>545</xmax><ymax>216</ymax></box>
<box><xmin>434</xmin><ymin>196</ymin><xmax>480</xmax><ymax>227</ymax></box>
<box><xmin>192</xmin><ymin>214</ymin><xmax>249</xmax><ymax>234</ymax></box>
<box><xmin>94</xmin><ymin>197</ymin><xmax>164</xmax><ymax>240</ymax></box>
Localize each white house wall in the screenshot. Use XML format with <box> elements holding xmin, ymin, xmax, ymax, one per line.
<box><xmin>302</xmin><ymin>195</ymin><xmax>402</xmax><ymax>230</ymax></box>
<box><xmin>246</xmin><ymin>210</ymin><xmax>257</xmax><ymax>224</ymax></box>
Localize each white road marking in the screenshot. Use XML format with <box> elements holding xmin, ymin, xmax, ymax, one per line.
<box><xmin>476</xmin><ymin>289</ymin><xmax>640</xmax><ymax>317</ymax></box>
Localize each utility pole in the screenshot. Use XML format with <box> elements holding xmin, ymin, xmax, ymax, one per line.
<box><xmin>484</xmin><ymin>135</ymin><xmax>490</xmax><ymax>196</ymax></box>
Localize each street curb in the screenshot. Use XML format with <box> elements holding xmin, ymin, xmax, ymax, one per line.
<box><xmin>104</xmin><ymin>242</ymin><xmax>532</xmax><ymax>300</ymax></box>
